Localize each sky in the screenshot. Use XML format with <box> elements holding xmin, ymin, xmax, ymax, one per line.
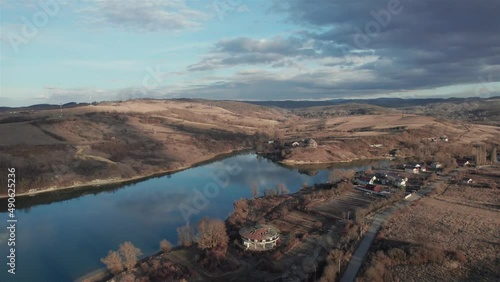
<box><xmin>1</xmin><ymin>0</ymin><xmax>499</xmax><ymax>107</ymax></box>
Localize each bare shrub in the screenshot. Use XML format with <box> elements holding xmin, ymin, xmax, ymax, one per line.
<box><xmin>198</xmin><ymin>249</ymin><xmax>240</xmax><ymax>273</ymax></box>
<box><xmin>320</xmin><ymin>249</ymin><xmax>344</xmax><ymax>282</ymax></box>
<box><xmin>227</xmin><ymin>199</ymin><xmax>249</xmax><ymax>229</ymax></box>
<box><xmin>140</xmin><ymin>259</ymin><xmax>194</xmax><ymax>281</ymax></box>
<box><xmin>314</xmin><ymin>221</ymin><xmax>323</xmax><ymax>230</ymax></box>
<box><xmin>320</xmin><ymin>264</ymin><xmax>337</xmax><ymax>282</ymax></box>
<box><xmin>264</xmin><ymin>187</ymin><xmax>277</xmax><ymax>196</ymax></box>
<box><xmin>276</xmin><ymin>183</ymin><xmax>289</xmax><ymax>195</ymax></box>
<box><xmin>160</xmin><ymin>239</ymin><xmax>173</xmax><ymax>253</ymax></box>
<box><xmin>328</xmin><ymin>169</ymin><xmax>356</xmax><ymax>183</ymax></box>
<box><xmin>118</xmin><ymin>273</ymin><xmax>136</xmax><ymax>282</ymax></box>
<box><xmin>177</xmin><ymin>225</ymin><xmax>195</xmax><ymax>247</ymax></box>
<box><xmin>453</xmin><ymin>250</ymin><xmax>467</xmax><ymax>263</ymax></box>
<box><xmin>251</xmin><ymin>182</ymin><xmax>259</xmax><ymax>198</ymax></box>
<box><xmin>119</xmin><ymin>241</ymin><xmax>142</xmax><ymax>271</ymax></box>
<box><xmin>101</xmin><ymin>251</ymin><xmax>124</xmax><ymax>274</ymax></box>
<box><xmin>195</xmin><ymin>217</ymin><xmax>229</xmax><ymax>251</ymax></box>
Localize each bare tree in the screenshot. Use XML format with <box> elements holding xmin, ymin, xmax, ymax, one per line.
<box><xmin>251</xmin><ymin>182</ymin><xmax>259</xmax><ymax>198</ymax></box>
<box><xmin>475</xmin><ymin>146</ymin><xmax>487</xmax><ymax>166</ymax></box>
<box><xmin>177</xmin><ymin>225</ymin><xmax>195</xmax><ymax>247</ymax></box>
<box><xmin>101</xmin><ymin>251</ymin><xmax>124</xmax><ymax>274</ymax></box>
<box><xmin>160</xmin><ymin>239</ymin><xmax>173</xmax><ymax>253</ymax></box>
<box><xmin>195</xmin><ymin>217</ymin><xmax>229</xmax><ymax>251</ymax></box>
<box><xmin>276</xmin><ymin>183</ymin><xmax>289</xmax><ymax>195</ymax></box>
<box><xmin>435</xmin><ymin>152</ymin><xmax>456</xmax><ymax>169</ymax></box>
<box><xmin>119</xmin><ymin>241</ymin><xmax>142</xmax><ymax>271</ymax></box>
<box><xmin>329</xmin><ymin>169</ymin><xmax>356</xmax><ymax>183</ymax></box>
<box><xmin>264</xmin><ymin>187</ymin><xmax>278</xmax><ymax>196</ymax></box>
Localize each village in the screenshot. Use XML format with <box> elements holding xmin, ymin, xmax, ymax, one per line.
<box><xmin>262</xmin><ymin>137</ymin><xmax>481</xmax><ymax>199</ymax></box>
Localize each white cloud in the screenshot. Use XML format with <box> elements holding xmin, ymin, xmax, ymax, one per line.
<box><xmin>78</xmin><ymin>0</ymin><xmax>211</xmax><ymax>32</ymax></box>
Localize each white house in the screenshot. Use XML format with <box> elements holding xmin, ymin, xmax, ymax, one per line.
<box><xmin>355</xmin><ymin>175</ymin><xmax>377</xmax><ymax>185</ymax></box>
<box><xmin>405</xmin><ymin>163</ymin><xmax>422</xmax><ymax>174</ymax></box>
<box><xmin>461</xmin><ymin>178</ymin><xmax>473</xmax><ymax>185</ymax></box>
<box><xmin>387</xmin><ymin>173</ymin><xmax>407</xmax><ymax>187</ymax></box>
<box><xmin>431</xmin><ymin>162</ymin><xmax>443</xmax><ymax>169</ymax></box>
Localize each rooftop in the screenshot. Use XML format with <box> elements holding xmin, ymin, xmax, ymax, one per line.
<box><xmin>239</xmin><ymin>224</ymin><xmax>279</xmax><ymax>241</ymax></box>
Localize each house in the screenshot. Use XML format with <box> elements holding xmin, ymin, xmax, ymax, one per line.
<box><xmin>239</xmin><ymin>224</ymin><xmax>279</xmax><ymax>251</ymax></box>
<box><xmin>430</xmin><ymin>161</ymin><xmax>443</xmax><ymax>169</ymax></box>
<box><xmin>356</xmin><ymin>175</ymin><xmax>377</xmax><ymax>185</ymax></box>
<box><xmin>304</xmin><ymin>138</ymin><xmax>318</xmax><ymax>148</ymax></box>
<box><xmin>440</xmin><ymin>136</ymin><xmax>449</xmax><ymax>142</ymax></box>
<box><xmin>292</xmin><ymin>141</ymin><xmax>300</xmax><ymax>147</ymax></box>
<box><xmin>268</xmin><ymin>140</ymin><xmax>275</xmax><ymax>144</ymax></box>
<box><xmin>375</xmin><ymin>172</ymin><xmax>389</xmax><ymax>184</ymax></box>
<box><xmin>461</xmin><ymin>178</ymin><xmax>473</xmax><ymax>185</ymax></box>
<box><xmin>456</xmin><ymin>158</ymin><xmax>472</xmax><ymax>167</ymax></box>
<box><xmin>393</xmin><ymin>178</ymin><xmax>407</xmax><ymax>187</ymax></box>
<box><xmin>404</xmin><ymin>163</ymin><xmax>421</xmax><ymax>174</ymax></box>
<box><xmin>389</xmin><ymin>149</ymin><xmax>399</xmax><ymax>157</ymax></box>
<box><xmin>365</xmin><ymin>184</ymin><xmax>382</xmax><ymax>192</ymax></box>
<box><xmin>386</xmin><ymin>173</ymin><xmax>407</xmax><ymax>187</ymax></box>
<box><xmin>370</xmin><ymin>144</ymin><xmax>383</xmax><ymax>148</ymax></box>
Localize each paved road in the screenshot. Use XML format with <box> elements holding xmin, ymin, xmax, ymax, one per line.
<box><xmin>340</xmin><ymin>173</ymin><xmax>454</xmax><ymax>282</ymax></box>
<box><xmin>339</xmin><ymin>204</ymin><xmax>400</xmax><ymax>282</ymax></box>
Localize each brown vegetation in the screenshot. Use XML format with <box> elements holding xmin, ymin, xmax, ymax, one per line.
<box><xmin>358</xmin><ymin>173</ymin><xmax>500</xmax><ymax>281</ymax></box>
<box><xmin>195</xmin><ymin>217</ymin><xmax>229</xmax><ymax>251</ymax></box>
<box><xmin>0</xmin><ymin>99</ymin><xmax>282</xmax><ymax>196</ymax></box>
<box><xmin>119</xmin><ymin>242</ymin><xmax>143</xmax><ymax>271</ymax></box>
<box><xmin>177</xmin><ymin>225</ymin><xmax>195</xmax><ymax>247</ymax></box>
<box><xmin>101</xmin><ymin>242</ymin><xmax>142</xmax><ymax>275</ymax></box>
<box><xmin>359</xmin><ymin>243</ymin><xmax>467</xmax><ymax>282</ymax></box>
<box><xmin>160</xmin><ymin>239</ymin><xmax>173</xmax><ymax>253</ymax></box>
<box><xmin>1</xmin><ymin>99</ymin><xmax>499</xmax><ymax>197</ymax></box>
<box><xmin>101</xmin><ymin>251</ymin><xmax>123</xmax><ymax>275</ymax></box>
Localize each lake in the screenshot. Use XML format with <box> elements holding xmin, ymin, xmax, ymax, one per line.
<box><xmin>0</xmin><ymin>153</ymin><xmax>380</xmax><ymax>282</ymax></box>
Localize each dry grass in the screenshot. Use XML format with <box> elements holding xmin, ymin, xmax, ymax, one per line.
<box><xmin>359</xmin><ymin>189</ymin><xmax>500</xmax><ymax>281</ymax></box>
<box><xmin>0</xmin><ymin>99</ymin><xmax>283</xmax><ymax>195</ymax></box>
<box><xmin>0</xmin><ymin>99</ymin><xmax>498</xmax><ymax>196</ymax></box>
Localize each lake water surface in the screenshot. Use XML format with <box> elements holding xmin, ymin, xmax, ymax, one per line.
<box><xmin>0</xmin><ymin>153</ymin><xmax>378</xmax><ymax>282</ymax></box>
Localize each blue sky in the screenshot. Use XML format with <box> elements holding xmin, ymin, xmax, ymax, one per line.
<box><xmin>1</xmin><ymin>0</ymin><xmax>499</xmax><ymax>106</ymax></box>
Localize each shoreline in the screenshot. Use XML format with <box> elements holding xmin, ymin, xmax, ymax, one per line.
<box><xmin>3</xmin><ymin>150</ymin><xmax>393</xmax><ymax>200</ymax></box>
<box><xmin>0</xmin><ymin>148</ymin><xmax>253</xmax><ymax>199</ymax></box>
<box><xmin>280</xmin><ymin>156</ymin><xmax>392</xmax><ymax>165</ymax></box>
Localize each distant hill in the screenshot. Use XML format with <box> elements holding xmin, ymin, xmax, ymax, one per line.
<box><xmin>293</xmin><ymin>103</ymin><xmax>399</xmax><ymax>118</ymax></box>
<box><xmin>244</xmin><ymin>97</ymin><xmax>498</xmax><ymax>109</ymax></box>
<box><xmin>0</xmin><ymin>102</ymin><xmax>89</xmax><ymax>113</ymax></box>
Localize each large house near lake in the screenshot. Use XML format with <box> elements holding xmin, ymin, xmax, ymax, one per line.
<box><xmin>355</xmin><ymin>175</ymin><xmax>377</xmax><ymax>185</ymax></box>
<box><xmin>239</xmin><ymin>224</ymin><xmax>280</xmax><ymax>251</ymax></box>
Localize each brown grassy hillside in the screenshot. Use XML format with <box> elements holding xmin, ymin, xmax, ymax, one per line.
<box><xmin>0</xmin><ymin>99</ymin><xmax>284</xmax><ymax>195</ymax></box>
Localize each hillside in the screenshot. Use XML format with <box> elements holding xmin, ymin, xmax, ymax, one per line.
<box><xmin>405</xmin><ymin>97</ymin><xmax>500</xmax><ymax>125</ymax></box>
<box><xmin>0</xmin><ymin>98</ymin><xmax>499</xmax><ymax>197</ymax></box>
<box><xmin>0</xmin><ymin>99</ymin><xmax>284</xmax><ymax>196</ymax></box>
